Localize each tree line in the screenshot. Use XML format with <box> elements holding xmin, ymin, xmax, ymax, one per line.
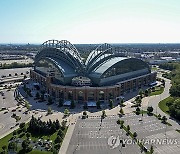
<box><xmin>0</xmin><ymin>62</ymin><xmax>33</xmax><ymax>69</ymax></box>
<box><xmin>28</xmin><ymin>116</ymin><xmax>65</xmax><ymax>135</ymax></box>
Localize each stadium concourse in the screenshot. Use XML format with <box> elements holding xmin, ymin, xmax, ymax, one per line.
<box><xmin>30</xmin><ymin>39</ymin><xmax>156</xmax><ymax>102</ymax></box>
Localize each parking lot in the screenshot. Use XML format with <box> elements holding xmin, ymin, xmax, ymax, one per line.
<box><xmin>0</xmin><ymin>67</ymin><xmax>30</xmax><ymax>79</ymax></box>
<box><xmin>66</xmin><ymin>116</ymin><xmax>142</xmax><ymax>154</ymax></box>
<box><xmin>0</xmin><ymin>106</ymin><xmax>31</xmax><ymax>138</ymax></box>
<box><xmin>121</xmin><ymin>113</ymin><xmax>180</xmax><ymax>154</ymax></box>
<box><xmin>0</xmin><ymin>89</ymin><xmax>17</xmax><ymax>109</ymax></box>
<box><xmin>66</xmin><ymin>113</ymin><xmax>180</xmax><ymax>154</ymax></box>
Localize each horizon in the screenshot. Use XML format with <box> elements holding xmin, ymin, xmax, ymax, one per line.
<box><xmin>1</xmin><ymin>0</ymin><xmax>180</xmax><ymax>44</ymax></box>
<box><xmin>0</xmin><ymin>42</ymin><xmax>180</xmax><ymax>45</ymax></box>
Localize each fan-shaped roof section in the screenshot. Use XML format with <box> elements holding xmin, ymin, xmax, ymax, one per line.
<box><xmin>89</xmin><ymin>57</ymin><xmax>150</xmax><ymax>78</ymax></box>
<box><xmin>41</xmin><ymin>40</ymin><xmax>82</xmax><ymax>64</ymax></box>
<box><xmin>85</xmin><ymin>43</ymin><xmax>113</xmax><ymax>66</ymax></box>
<box><xmin>35</xmin><ymin>40</ymin><xmax>84</xmax><ymax>74</ymax></box>
<box><xmin>89</xmin><ymin>57</ymin><xmax>127</xmax><ymax>77</ymax></box>
<box><xmin>46</xmin><ymin>57</ymin><xmax>77</xmax><ymax>77</ymax></box>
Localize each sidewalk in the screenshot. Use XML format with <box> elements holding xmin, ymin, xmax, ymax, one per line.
<box><xmin>59</xmin><ymin>122</ymin><xmax>76</xmax><ymax>154</ymax></box>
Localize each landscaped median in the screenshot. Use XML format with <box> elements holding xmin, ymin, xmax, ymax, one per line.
<box><xmin>158</xmin><ymin>96</ymin><xmax>173</xmax><ymax>114</ymax></box>
<box><xmin>150</xmin><ymin>86</ymin><xmax>164</xmax><ymax>96</ymax></box>
<box><xmin>0</xmin><ymin>117</ymin><xmax>68</xmax><ymax>154</ymax></box>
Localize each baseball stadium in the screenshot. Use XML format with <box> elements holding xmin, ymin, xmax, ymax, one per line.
<box><xmin>30</xmin><ymin>40</ymin><xmax>156</xmax><ymax>102</ymax></box>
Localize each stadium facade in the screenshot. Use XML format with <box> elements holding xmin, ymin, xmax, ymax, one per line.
<box><xmin>30</xmin><ymin>40</ymin><xmax>156</xmax><ymax>101</ymax></box>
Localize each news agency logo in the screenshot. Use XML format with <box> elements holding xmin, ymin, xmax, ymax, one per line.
<box><xmin>108</xmin><ymin>135</ymin><xmax>120</xmax><ymax>149</ymax></box>
<box><xmin>107</xmin><ymin>135</ymin><xmax>179</xmax><ymax>149</ymax></box>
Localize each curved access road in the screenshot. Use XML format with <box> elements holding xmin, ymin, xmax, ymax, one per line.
<box><xmin>142</xmin><ymin>74</ymin><xmax>180</xmax><ymax>129</ymax></box>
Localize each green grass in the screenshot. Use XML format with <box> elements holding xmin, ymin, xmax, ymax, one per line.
<box><xmin>158</xmin><ymin>96</ymin><xmax>174</xmax><ymax>114</ymax></box>
<box><xmin>176</xmin><ymin>129</ymin><xmax>180</xmax><ymax>133</ymax></box>
<box><xmin>151</xmin><ymin>67</ymin><xmax>158</xmax><ymax>71</ymax></box>
<box><xmin>28</xmin><ymin>150</ymin><xmax>51</xmax><ymax>154</ymax></box>
<box><xmin>0</xmin><ymin>133</ymin><xmax>13</xmax><ymax>151</ymax></box>
<box><xmin>150</xmin><ymin>87</ymin><xmax>164</xmax><ymax>96</ymax></box>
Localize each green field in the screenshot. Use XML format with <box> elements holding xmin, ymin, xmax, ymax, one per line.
<box><xmin>150</xmin><ymin>86</ymin><xmax>164</xmax><ymax>96</ymax></box>
<box><xmin>158</xmin><ymin>96</ymin><xmax>173</xmax><ymax>114</ymax></box>
<box><xmin>0</xmin><ymin>133</ymin><xmax>13</xmax><ymax>151</ymax></box>
<box><xmin>28</xmin><ymin>150</ymin><xmax>51</xmax><ymax>154</ymax></box>
<box><xmin>176</xmin><ymin>129</ymin><xmax>180</xmax><ymax>133</ymax></box>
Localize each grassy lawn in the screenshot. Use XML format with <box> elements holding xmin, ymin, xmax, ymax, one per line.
<box><xmin>150</xmin><ymin>86</ymin><xmax>164</xmax><ymax>96</ymax></box>
<box><xmin>28</xmin><ymin>150</ymin><xmax>51</xmax><ymax>154</ymax></box>
<box><xmin>0</xmin><ymin>133</ymin><xmax>13</xmax><ymax>151</ymax></box>
<box><xmin>151</xmin><ymin>67</ymin><xmax>158</xmax><ymax>71</ymax></box>
<box><xmin>158</xmin><ymin>96</ymin><xmax>174</xmax><ymax>114</ymax></box>
<box><xmin>176</xmin><ymin>129</ymin><xmax>180</xmax><ymax>133</ymax></box>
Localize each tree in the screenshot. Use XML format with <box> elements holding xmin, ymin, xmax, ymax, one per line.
<box><xmin>8</xmin><ymin>142</ymin><xmax>16</xmax><ymax>151</ymax></box>
<box><xmin>144</xmin><ymin>89</ymin><xmax>149</xmax><ymax>97</ymax></box>
<box><xmin>19</xmin><ymin>122</ymin><xmax>25</xmax><ymax>129</ymax></box>
<box><xmin>150</xmin><ymin>145</ymin><xmax>154</xmax><ymax>154</ymax></box>
<box><xmin>120</xmin><ymin>120</ymin><xmax>124</xmax><ymax>128</ymax></box>
<box><xmin>139</xmin><ymin>89</ymin><xmax>144</xmax><ymax>98</ymax></box>
<box><xmin>54</xmin><ymin>143</ymin><xmax>61</xmax><ymax>150</ymax></box>
<box><xmin>47</xmin><ymin>107</ymin><xmax>52</xmax><ymax>115</ymax></box>
<box><xmin>133</xmin><ymin>132</ymin><xmax>137</xmax><ymax>139</ymax></box>
<box><xmin>162</xmin><ymin>116</ymin><xmax>167</xmax><ymax>124</ymax></box>
<box><xmin>82</xmin><ymin>111</ymin><xmax>88</xmax><ymax>119</ymax></box>
<box><xmin>117</xmin><ymin>119</ymin><xmax>121</xmax><ymax>125</ymax></box>
<box><xmin>22</xmin><ymin>127</ymin><xmax>27</xmax><ymax>132</ymax></box>
<box><xmin>25</xmin><ymin>101</ymin><xmax>30</xmax><ymax>110</ymax></box>
<box><xmin>136</xmin><ymin>107</ymin><xmax>140</xmax><ymax>115</ymax></box>
<box><xmin>55</xmin><ymin>135</ymin><xmax>62</xmax><ymax>143</ymax></box>
<box><xmin>26</xmin><ymin>132</ymin><xmax>31</xmax><ymax>138</ymax></box>
<box><xmin>2</xmin><ymin>145</ymin><xmax>7</xmax><ymax>153</ymax></box>
<box><xmin>55</xmin><ymin>119</ymin><xmax>60</xmax><ymax>130</ymax></box>
<box><xmin>109</xmin><ymin>99</ymin><xmax>113</xmax><ymax>109</ymax></box>
<box><xmin>119</xmin><ymin>107</ymin><xmax>124</xmax><ymax>116</ymax></box>
<box><xmin>70</xmin><ymin>100</ymin><xmax>75</xmax><ymax>109</ymax></box>
<box><xmin>64</xmin><ymin>109</ymin><xmax>69</xmax><ymax>117</ymax></box>
<box><xmin>58</xmin><ymin>129</ymin><xmax>64</xmax><ymax>138</ymax></box>
<box><xmin>13</xmin><ymin>130</ymin><xmax>17</xmax><ymax>136</ymax></box>
<box><xmin>147</xmin><ymin>106</ymin><xmax>153</xmax><ymax>115</ymax></box>
<box><xmin>157</xmin><ymin>114</ymin><xmax>161</xmax><ymax>120</ymax></box>
<box><xmin>61</xmin><ymin>120</ymin><xmax>67</xmax><ymax>130</ymax></box>
<box><xmin>22</xmin><ymin>139</ymin><xmax>30</xmax><ymax>152</ymax></box>
<box><xmin>101</xmin><ymin>110</ymin><xmax>106</xmax><ymax>119</ymax></box>
<box><xmin>119</xmin><ymin>99</ymin><xmax>124</xmax><ymax>107</ymax></box>
<box><xmin>127</xmin><ymin>125</ymin><xmax>130</xmax><ymax>132</ymax></box>
<box><xmin>135</xmin><ymin>96</ymin><xmax>142</xmax><ymax>107</ymax></box>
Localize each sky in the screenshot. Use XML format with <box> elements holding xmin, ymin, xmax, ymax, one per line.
<box><xmin>0</xmin><ymin>0</ymin><xmax>180</xmax><ymax>44</ymax></box>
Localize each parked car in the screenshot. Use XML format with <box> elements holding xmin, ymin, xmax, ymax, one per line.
<box><xmin>12</xmin><ymin>109</ymin><xmax>16</xmax><ymax>112</ymax></box>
